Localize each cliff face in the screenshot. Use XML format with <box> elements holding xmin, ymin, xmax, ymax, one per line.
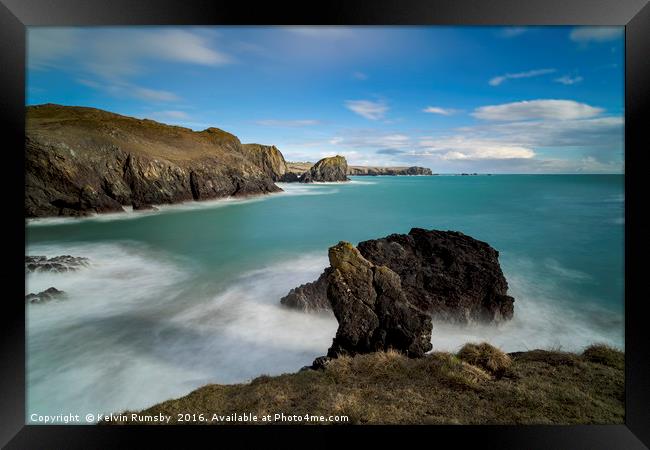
<box><xmin>240</xmin><ymin>144</ymin><xmax>288</xmax><ymax>182</ymax></box>
<box><xmin>300</xmin><ymin>155</ymin><xmax>349</xmax><ymax>183</ymax></box>
<box><xmin>25</xmin><ymin>104</ymin><xmax>282</xmax><ymax>217</ymax></box>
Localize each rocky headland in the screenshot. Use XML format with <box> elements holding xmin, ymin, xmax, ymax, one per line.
<box><xmin>348</xmin><ymin>166</ymin><xmax>433</xmax><ymax>176</ymax></box>
<box><xmin>25</xmin><ymin>104</ymin><xmax>282</xmax><ymax>217</ymax></box>
<box><xmin>26</xmin><ymin>104</ymin><xmax>433</xmax><ymax>217</ymax></box>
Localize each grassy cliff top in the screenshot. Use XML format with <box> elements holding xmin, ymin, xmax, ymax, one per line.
<box><xmin>114</xmin><ymin>343</ymin><xmax>623</xmax><ymax>425</ymax></box>
<box><xmin>26</xmin><ymin>103</ymin><xmax>244</xmax><ymax>163</ymax></box>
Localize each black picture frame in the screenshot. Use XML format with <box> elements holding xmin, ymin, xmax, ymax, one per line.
<box><xmin>1</xmin><ymin>0</ymin><xmax>648</xmax><ymax>447</ymax></box>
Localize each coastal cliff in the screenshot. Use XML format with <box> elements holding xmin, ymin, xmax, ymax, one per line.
<box><xmin>285</xmin><ymin>162</ymin><xmax>433</xmax><ymax>178</ymax></box>
<box><xmin>25</xmin><ymin>104</ymin><xmax>281</xmax><ymax>217</ymax></box>
<box><xmin>348</xmin><ymin>166</ymin><xmax>433</xmax><ymax>176</ymax></box>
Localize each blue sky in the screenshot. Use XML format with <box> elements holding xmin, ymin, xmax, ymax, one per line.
<box><xmin>27</xmin><ymin>26</ymin><xmax>624</xmax><ymax>173</ymax></box>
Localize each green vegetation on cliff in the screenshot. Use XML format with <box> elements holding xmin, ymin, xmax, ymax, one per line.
<box><xmin>115</xmin><ymin>344</ymin><xmax>623</xmax><ymax>425</ymax></box>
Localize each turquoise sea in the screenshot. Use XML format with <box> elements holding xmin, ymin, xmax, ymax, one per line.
<box><xmin>26</xmin><ymin>175</ymin><xmax>624</xmax><ymax>421</ymax></box>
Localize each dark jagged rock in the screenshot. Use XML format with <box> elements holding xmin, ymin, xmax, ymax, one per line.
<box><xmin>280</xmin><ymin>268</ymin><xmax>332</xmax><ymax>312</ymax></box>
<box><xmin>357</xmin><ymin>229</ymin><xmax>514</xmax><ymax>323</ymax></box>
<box><xmin>278</xmin><ymin>172</ymin><xmax>300</xmax><ymax>182</ymax></box>
<box><xmin>282</xmin><ymin>229</ymin><xmax>515</xmax><ymax>324</ymax></box>
<box><xmin>26</xmin><ymin>255</ymin><xmax>90</xmax><ymax>272</ymax></box>
<box><xmin>300</xmin><ymin>156</ymin><xmax>349</xmax><ymax>183</ymax></box>
<box><xmin>347</xmin><ymin>166</ymin><xmax>433</xmax><ymax>176</ymax></box>
<box><xmin>25</xmin><ymin>104</ymin><xmax>282</xmax><ymax>218</ymax></box>
<box><xmin>323</xmin><ymin>242</ymin><xmax>432</xmax><ymax>358</ymax></box>
<box><xmin>25</xmin><ymin>287</ymin><xmax>66</xmax><ymax>304</ymax></box>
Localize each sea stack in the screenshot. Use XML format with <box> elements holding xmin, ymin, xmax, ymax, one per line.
<box><xmin>300</xmin><ymin>155</ymin><xmax>349</xmax><ymax>183</ymax></box>
<box><xmin>282</xmin><ymin>228</ymin><xmax>515</xmax><ymax>324</ymax></box>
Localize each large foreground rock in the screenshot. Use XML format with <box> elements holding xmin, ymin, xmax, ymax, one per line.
<box><xmin>325</xmin><ymin>242</ymin><xmax>432</xmax><ymax>358</ymax></box>
<box><xmin>282</xmin><ymin>228</ymin><xmax>515</xmax><ymax>324</ymax></box>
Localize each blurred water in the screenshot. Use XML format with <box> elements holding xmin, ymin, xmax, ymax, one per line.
<box><xmin>26</xmin><ymin>175</ymin><xmax>624</xmax><ymax>422</ymax></box>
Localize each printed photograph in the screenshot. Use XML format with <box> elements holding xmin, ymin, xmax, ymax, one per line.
<box><xmin>25</xmin><ymin>26</ymin><xmax>624</xmax><ymax>425</ymax></box>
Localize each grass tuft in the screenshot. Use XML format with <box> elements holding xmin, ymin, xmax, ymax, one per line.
<box><xmin>582</xmin><ymin>344</ymin><xmax>624</xmax><ymax>370</ymax></box>
<box><xmin>457</xmin><ymin>342</ymin><xmax>512</xmax><ymax>377</ymax></box>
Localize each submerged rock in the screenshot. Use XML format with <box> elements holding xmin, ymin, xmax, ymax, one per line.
<box><xmin>26</xmin><ymin>255</ymin><xmax>90</xmax><ymax>272</ymax></box>
<box><xmin>282</xmin><ymin>228</ymin><xmax>515</xmax><ymax>324</ymax></box>
<box><xmin>300</xmin><ymin>155</ymin><xmax>349</xmax><ymax>183</ymax></box>
<box><xmin>25</xmin><ymin>287</ymin><xmax>66</xmax><ymax>304</ymax></box>
<box><xmin>324</xmin><ymin>242</ymin><xmax>433</xmax><ymax>358</ymax></box>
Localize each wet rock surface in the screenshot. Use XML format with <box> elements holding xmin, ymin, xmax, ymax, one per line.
<box><xmin>25</xmin><ymin>287</ymin><xmax>66</xmax><ymax>304</ymax></box>
<box><xmin>324</xmin><ymin>242</ymin><xmax>433</xmax><ymax>358</ymax></box>
<box><xmin>26</xmin><ymin>255</ymin><xmax>90</xmax><ymax>272</ymax></box>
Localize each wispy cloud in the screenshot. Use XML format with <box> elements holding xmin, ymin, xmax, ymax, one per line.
<box><xmin>345</xmin><ymin>99</ymin><xmax>389</xmax><ymax>120</ymax></box>
<box><xmin>352</xmin><ymin>71</ymin><xmax>368</xmax><ymax>80</ymax></box>
<box><xmin>376</xmin><ymin>149</ymin><xmax>405</xmax><ymax>155</ymax></box>
<box><xmin>77</xmin><ymin>79</ymin><xmax>180</xmax><ymax>102</ymax></box>
<box><xmin>422</xmin><ymin>106</ymin><xmax>457</xmax><ymax>116</ymax></box>
<box><xmin>30</xmin><ymin>28</ymin><xmax>232</xmax><ymax>103</ymax></box>
<box><xmin>489</xmin><ymin>68</ymin><xmax>556</xmax><ymax>86</ymax></box>
<box><xmin>554</xmin><ymin>75</ymin><xmax>584</xmax><ymax>85</ymax></box>
<box><xmin>148</xmin><ymin>110</ymin><xmax>191</xmax><ymax>120</ymax></box>
<box><xmin>415</xmin><ymin>137</ymin><xmax>535</xmax><ymax>160</ymax></box>
<box><xmin>255</xmin><ymin>119</ymin><xmax>321</xmax><ymax>127</ymax></box>
<box><xmin>499</xmin><ymin>27</ymin><xmax>528</xmax><ymax>38</ymax></box>
<box><xmin>28</xmin><ymin>28</ymin><xmax>78</xmax><ymax>70</ymax></box>
<box><xmin>472</xmin><ymin>99</ymin><xmax>603</xmax><ymax>121</ymax></box>
<box><xmin>570</xmin><ymin>27</ymin><xmax>623</xmax><ymax>43</ymax></box>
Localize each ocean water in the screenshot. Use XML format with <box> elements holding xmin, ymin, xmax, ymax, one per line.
<box><xmin>25</xmin><ymin>175</ymin><xmax>624</xmax><ymax>422</ymax></box>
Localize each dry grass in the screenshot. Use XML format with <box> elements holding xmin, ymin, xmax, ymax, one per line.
<box><xmin>114</xmin><ymin>345</ymin><xmax>624</xmax><ymax>425</ymax></box>
<box><xmin>457</xmin><ymin>342</ymin><xmax>512</xmax><ymax>377</ymax></box>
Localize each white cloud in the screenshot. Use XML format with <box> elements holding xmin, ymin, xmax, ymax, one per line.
<box><xmin>352</xmin><ymin>71</ymin><xmax>368</xmax><ymax>80</ymax></box>
<box><xmin>472</xmin><ymin>99</ymin><xmax>603</xmax><ymax>121</ymax></box>
<box><xmin>416</xmin><ymin>137</ymin><xmax>535</xmax><ymax>160</ymax></box>
<box><xmin>255</xmin><ymin>119</ymin><xmax>321</xmax><ymax>127</ymax></box>
<box><xmin>482</xmin><ymin>116</ymin><xmax>623</xmax><ymax>148</ymax></box>
<box><xmin>489</xmin><ymin>68</ymin><xmax>556</xmax><ymax>86</ymax></box>
<box><xmin>422</xmin><ymin>106</ymin><xmax>456</xmax><ymax>116</ymax></box>
<box><xmin>570</xmin><ymin>27</ymin><xmax>623</xmax><ymax>43</ymax></box>
<box><xmin>499</xmin><ymin>27</ymin><xmax>527</xmax><ymax>38</ymax></box>
<box><xmin>345</xmin><ymin>100</ymin><xmax>388</xmax><ymax>120</ymax></box>
<box><xmin>555</xmin><ymin>75</ymin><xmax>584</xmax><ymax>85</ymax></box>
